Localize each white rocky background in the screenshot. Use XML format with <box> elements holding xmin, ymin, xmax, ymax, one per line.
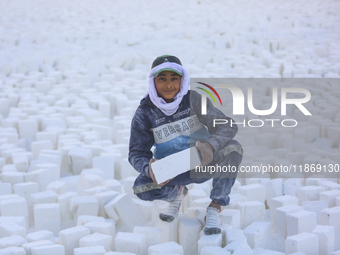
<box><xmin>0</xmin><ymin>0</ymin><xmax>340</xmax><ymax>254</ymax></box>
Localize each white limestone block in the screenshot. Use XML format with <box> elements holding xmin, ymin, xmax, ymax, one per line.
<box><xmin>148</xmin><ymin>242</ymin><xmax>183</xmax><ymax>255</ymax></box>
<box><xmin>34</xmin><ymin>203</ymin><xmax>60</xmax><ymax>234</ymax></box>
<box><xmin>243</xmin><ymin>221</ymin><xmax>271</xmax><ymax>249</ymax></box>
<box><xmin>178</xmin><ymin>217</ymin><xmax>201</xmax><ymax>255</ymax></box>
<box><xmin>22</xmin><ymin>240</ymin><xmax>54</xmax><ymax>255</ymax></box>
<box><xmin>287</xmin><ymin>210</ymin><xmax>317</xmax><ymax>236</ymax></box>
<box><xmin>197</xmin><ymin>234</ymin><xmax>222</xmax><ymax>254</ymax></box>
<box><xmin>0</xmin><ymin>217</ymin><xmax>25</xmax><ymax>228</ymax></box>
<box><xmin>274</xmin><ymin>204</ymin><xmax>303</xmax><ymax>236</ymax></box>
<box><xmin>18</xmin><ymin>119</ymin><xmax>38</xmax><ymax>139</ymax></box>
<box><xmin>79</xmin><ymin>233</ymin><xmax>112</xmax><ymax>251</ymax></box>
<box><xmin>225</xmin><ymin>229</ymin><xmax>247</xmax><ymax>245</ymax></box>
<box><xmin>0</xmin><ymin>235</ymin><xmax>27</xmax><ymax>248</ymax></box>
<box><xmin>104</xmin><ymin>193</ymin><xmax>146</xmax><ymax>232</ymax></box>
<box><xmin>26</xmin><ymin>230</ymin><xmax>54</xmax><ymax>242</ymax></box>
<box><xmin>312</xmin><ymin>225</ymin><xmax>335</xmax><ymax>255</ymax></box>
<box><xmin>236</xmin><ymin>201</ymin><xmax>265</xmax><ymax>229</ymax></box>
<box><xmin>0</xmin><ymin>247</ymin><xmax>26</xmax><ymax>255</ymax></box>
<box><xmin>68</xmin><ymin>147</ymin><xmax>92</xmax><ymax>175</ymax></box>
<box><xmin>31</xmin><ymin>245</ymin><xmax>65</xmax><ymax>255</ymax></box>
<box><xmin>133</xmin><ymin>227</ymin><xmax>160</xmax><ymax>248</ymax></box>
<box><xmin>46</xmin><ymin>181</ymin><xmax>67</xmax><ymax>194</ymax></box>
<box><xmin>77</xmin><ymin>174</ymin><xmax>104</xmax><ymax>195</ymax></box>
<box><xmin>31</xmin><ymin>141</ymin><xmax>53</xmax><ymax>159</ymax></box>
<box><xmin>104</xmin><ymin>179</ymin><xmax>123</xmax><ymax>193</ymax></box>
<box><xmin>320</xmin><ymin>190</ymin><xmax>340</xmax><ymax>207</ymax></box>
<box><xmin>224</xmin><ymin>239</ymin><xmax>252</xmax><ymax>254</ymax></box>
<box><xmin>123</xmin><ymin>176</ymin><xmax>137</xmax><ymax>197</ymax></box>
<box><xmin>219</xmin><ymin>209</ymin><xmax>240</xmax><ymax>229</ymax></box>
<box><xmin>74</xmin><ymin>246</ymin><xmax>106</xmax><ymax>255</ymax></box>
<box><xmin>133</xmin><ymin>199</ymin><xmax>153</xmax><ymax>222</ymax></box>
<box><xmin>237</xmin><ymin>184</ymin><xmax>265</xmax><ymax>203</ymax></box>
<box><xmin>264</xmin><ymin>179</ymin><xmax>283</xmax><ymax>202</ymax></box>
<box><xmin>283</xmin><ymin>179</ymin><xmax>303</xmax><ymax>196</ymax></box>
<box><xmin>200</xmin><ymin>246</ymin><xmax>231</xmax><ymax>255</ymax></box>
<box><xmin>69</xmin><ymin>196</ymin><xmax>99</xmax><ymax>221</ymax></box>
<box><xmin>36</xmin><ymin>131</ymin><xmax>57</xmax><ymax>149</ymax></box>
<box><xmin>0</xmin><ymin>172</ymin><xmax>25</xmax><ymax>186</ymax></box>
<box><xmin>84</xmin><ymin>221</ymin><xmax>115</xmax><ymax>237</ymax></box>
<box><xmin>157</xmin><ymin>216</ymin><xmax>179</xmax><ymax>243</ymax></box>
<box><xmin>0</xmin><ymin>197</ymin><xmax>28</xmax><ymax>219</ymax></box>
<box><xmin>25</xmin><ymin>168</ymin><xmax>53</xmax><ymax>191</ymax></box>
<box><xmin>92</xmin><ymin>155</ymin><xmax>115</xmax><ymax>179</ymax></box>
<box><xmin>319</xmin><ymin>207</ymin><xmax>340</xmax><ymax>250</ymax></box>
<box><xmin>226</xmin><ymin>194</ymin><xmax>247</xmax><ymax>209</ymax></box>
<box><xmin>319</xmin><ymin>181</ymin><xmax>340</xmax><ymax>191</ymax></box>
<box><xmin>115</xmin><ymin>232</ymin><xmax>147</xmax><ymax>255</ymax></box>
<box><xmin>151</xmin><ymin>147</ymin><xmax>201</xmax><ymax>184</ymax></box>
<box><xmin>0</xmin><ymin>222</ymin><xmax>26</xmax><ymax>238</ymax></box>
<box><xmin>59</xmin><ymin>226</ymin><xmax>90</xmax><ymax>255</ymax></box>
<box><xmin>58</xmin><ymin>192</ymin><xmax>77</xmax><ymax>226</ymax></box>
<box><xmin>297</xmin><ymin>186</ymin><xmax>326</xmax><ymax>205</ymax></box>
<box><xmin>285</xmin><ymin>233</ymin><xmax>319</xmax><ymax>255</ymax></box>
<box><xmin>13</xmin><ymin>182</ymin><xmax>38</xmax><ymax>203</ymax></box>
<box><xmin>77</xmin><ymin>215</ymin><xmax>105</xmax><ymax>226</ymax></box>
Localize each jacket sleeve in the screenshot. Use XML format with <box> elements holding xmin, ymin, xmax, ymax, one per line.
<box><xmin>128</xmin><ymin>108</ymin><xmax>154</xmax><ymax>178</ymax></box>
<box><xmin>191</xmin><ymin>90</ymin><xmax>238</xmax><ymax>153</ymax></box>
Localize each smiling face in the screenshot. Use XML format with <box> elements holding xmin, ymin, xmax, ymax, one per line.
<box><xmin>154</xmin><ymin>71</ymin><xmax>182</xmax><ymax>103</ymax></box>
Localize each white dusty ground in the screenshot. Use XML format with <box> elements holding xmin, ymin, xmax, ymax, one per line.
<box><xmin>0</xmin><ymin>0</ymin><xmax>340</xmax><ymax>254</ymax></box>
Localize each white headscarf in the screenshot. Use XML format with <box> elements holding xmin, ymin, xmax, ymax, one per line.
<box><xmin>143</xmin><ymin>62</ymin><xmax>190</xmax><ymax>116</ymax></box>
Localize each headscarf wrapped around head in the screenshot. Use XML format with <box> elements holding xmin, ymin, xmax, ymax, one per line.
<box><xmin>143</xmin><ymin>57</ymin><xmax>190</xmax><ymax>116</ymax></box>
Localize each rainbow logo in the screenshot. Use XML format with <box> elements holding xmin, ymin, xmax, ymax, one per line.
<box><xmin>196</xmin><ymin>82</ymin><xmax>223</xmax><ymax>106</ymax></box>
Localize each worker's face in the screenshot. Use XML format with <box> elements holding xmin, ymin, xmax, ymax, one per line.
<box><xmin>154</xmin><ymin>71</ymin><xmax>182</xmax><ymax>103</ymax></box>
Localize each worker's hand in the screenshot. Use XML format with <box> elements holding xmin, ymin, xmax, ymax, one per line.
<box><xmin>148</xmin><ymin>158</ymin><xmax>173</xmax><ymax>187</ymax></box>
<box><xmin>196</xmin><ymin>141</ymin><xmax>214</xmax><ymax>166</ymax></box>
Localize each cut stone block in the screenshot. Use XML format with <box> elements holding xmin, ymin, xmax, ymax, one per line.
<box><xmin>287</xmin><ymin>210</ymin><xmax>317</xmax><ymax>236</ymax></box>
<box><xmin>297</xmin><ymin>186</ymin><xmax>325</xmax><ymax>205</ymax></box>
<box><xmin>157</xmin><ymin>217</ymin><xmax>179</xmax><ymax>243</ymax></box>
<box><xmin>115</xmin><ymin>232</ymin><xmax>147</xmax><ymax>255</ymax></box>
<box><xmin>34</xmin><ymin>203</ymin><xmax>60</xmax><ymax>234</ymax></box>
<box><xmin>236</xmin><ymin>201</ymin><xmax>265</xmax><ymax>229</ymax></box>
<box><xmin>243</xmin><ymin>221</ymin><xmax>271</xmax><ymax>248</ymax></box>
<box><xmin>93</xmin><ymin>155</ymin><xmax>115</xmax><ymax>179</ymax></box>
<box><xmin>0</xmin><ymin>222</ymin><xmax>26</xmax><ymax>238</ymax></box>
<box><xmin>274</xmin><ymin>205</ymin><xmax>303</xmax><ymax>236</ymax></box>
<box><xmin>58</xmin><ymin>191</ymin><xmax>77</xmax><ymax>226</ymax></box>
<box><xmin>79</xmin><ymin>233</ymin><xmax>112</xmax><ymax>252</ymax></box>
<box><xmin>84</xmin><ymin>221</ymin><xmax>115</xmax><ymax>249</ymax></box>
<box><xmin>226</xmin><ymin>194</ymin><xmax>247</xmax><ymax>209</ymax></box>
<box><xmin>0</xmin><ymin>235</ymin><xmax>27</xmax><ymax>248</ymax></box>
<box><xmin>68</xmin><ymin>147</ymin><xmax>92</xmax><ymax>175</ymax></box>
<box><xmin>200</xmin><ymin>246</ymin><xmax>231</xmax><ymax>255</ymax></box>
<box><xmin>77</xmin><ymin>174</ymin><xmax>104</xmax><ymax>195</ymax></box>
<box><xmin>70</xmin><ymin>196</ymin><xmax>99</xmax><ymax>221</ymax></box>
<box><xmin>0</xmin><ymin>217</ymin><xmax>26</xmax><ymax>228</ymax></box>
<box><xmin>0</xmin><ymin>246</ymin><xmax>26</xmax><ymax>254</ymax></box>
<box><xmin>59</xmin><ymin>226</ymin><xmax>90</xmax><ymax>255</ymax></box>
<box><xmin>302</xmin><ymin>200</ymin><xmax>328</xmax><ymax>222</ymax></box>
<box><xmin>104</xmin><ymin>193</ymin><xmax>146</xmax><ymax>232</ymax></box>
<box><xmin>0</xmin><ymin>197</ymin><xmax>28</xmax><ymax>219</ymax></box>
<box><xmin>178</xmin><ymin>217</ymin><xmax>201</xmax><ymax>255</ymax></box>
<box><xmin>264</xmin><ymin>179</ymin><xmax>283</xmax><ymax>203</ymax></box>
<box><xmin>74</xmin><ymin>246</ymin><xmax>106</xmax><ymax>255</ymax></box>
<box><xmin>283</xmin><ymin>179</ymin><xmax>303</xmax><ymax>196</ymax></box>
<box><xmin>237</xmin><ymin>184</ymin><xmax>265</xmax><ymax>203</ymax></box>
<box><xmin>0</xmin><ymin>172</ymin><xmax>25</xmax><ymax>186</ymax></box>
<box><xmin>133</xmin><ymin>226</ymin><xmax>161</xmax><ymax>248</ymax></box>
<box><xmin>148</xmin><ymin>242</ymin><xmax>183</xmax><ymax>255</ymax></box>
<box><xmin>25</xmin><ymin>169</ymin><xmax>54</xmax><ymax>191</ymax></box>
<box><xmin>285</xmin><ymin>233</ymin><xmax>319</xmax><ymax>255</ymax></box>
<box><xmin>312</xmin><ymin>225</ymin><xmax>335</xmax><ymax>255</ymax></box>
<box><xmin>319</xmin><ymin>207</ymin><xmax>340</xmax><ymax>250</ymax></box>
<box><xmin>224</xmin><ymin>239</ymin><xmax>252</xmax><ymax>254</ymax></box>
<box><xmin>13</xmin><ymin>182</ymin><xmax>39</xmax><ymax>202</ymax></box>
<box><xmin>224</xmin><ymin>229</ymin><xmax>247</xmax><ymax>246</ymax></box>
<box><xmin>133</xmin><ymin>199</ymin><xmax>153</xmax><ymax>222</ymax></box>
<box><xmin>31</xmin><ymin>141</ymin><xmax>53</xmax><ymax>160</ymax></box>
<box><xmin>31</xmin><ymin>244</ymin><xmax>65</xmax><ymax>255</ymax></box>
<box><xmin>95</xmin><ymin>191</ymin><xmax>120</xmax><ymax>218</ymax></box>
<box><xmin>77</xmin><ymin>215</ymin><xmax>105</xmax><ymax>226</ymax></box>
<box><xmin>46</xmin><ymin>181</ymin><xmax>67</xmax><ymax>195</ymax></box>
<box><xmin>26</xmin><ymin>230</ymin><xmax>54</xmax><ymax>242</ymax></box>
<box><xmin>220</xmin><ymin>209</ymin><xmax>240</xmax><ymax>229</ymax></box>
<box><xmin>197</xmin><ymin>234</ymin><xmax>222</xmax><ymax>254</ymax></box>
<box><xmin>22</xmin><ymin>240</ymin><xmax>54</xmax><ymax>255</ymax></box>
<box><xmin>320</xmin><ymin>190</ymin><xmax>340</xmax><ymax>207</ymax></box>
<box><xmin>151</xmin><ymin>147</ymin><xmax>201</xmax><ymax>184</ymax></box>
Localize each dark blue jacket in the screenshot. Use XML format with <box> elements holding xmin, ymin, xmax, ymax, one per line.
<box><xmin>128</xmin><ymin>90</ymin><xmax>238</xmax><ymax>178</ymax></box>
